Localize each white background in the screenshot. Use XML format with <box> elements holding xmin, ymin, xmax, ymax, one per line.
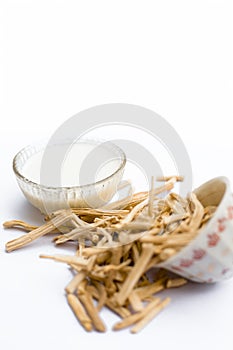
<box><xmin>0</xmin><ymin>1</ymin><xmax>233</xmax><ymax>349</ymax></box>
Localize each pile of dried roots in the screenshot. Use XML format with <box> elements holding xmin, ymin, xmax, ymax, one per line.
<box><xmin>3</xmin><ymin>176</ymin><xmax>216</xmax><ymax>333</ymax></box>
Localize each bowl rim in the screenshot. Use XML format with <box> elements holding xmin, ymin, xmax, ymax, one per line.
<box><xmin>13</xmin><ymin>138</ymin><xmax>127</xmax><ymax>191</ymax></box>
<box><xmin>157</xmin><ymin>176</ymin><xmax>230</xmax><ymax>268</ymax></box>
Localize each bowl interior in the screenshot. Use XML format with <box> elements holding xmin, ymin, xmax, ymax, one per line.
<box><xmin>194</xmin><ymin>177</ymin><xmax>227</xmax><ymax>207</ymax></box>
<box><xmin>13</xmin><ymin>139</ymin><xmax>126</xmax><ymax>189</ymax></box>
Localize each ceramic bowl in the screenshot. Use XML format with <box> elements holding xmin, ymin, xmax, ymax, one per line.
<box><xmin>158</xmin><ymin>177</ymin><xmax>233</xmax><ymax>283</ymax></box>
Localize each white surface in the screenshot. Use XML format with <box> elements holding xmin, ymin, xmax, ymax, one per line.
<box><xmin>0</xmin><ymin>1</ymin><xmax>233</xmax><ymax>349</ymax></box>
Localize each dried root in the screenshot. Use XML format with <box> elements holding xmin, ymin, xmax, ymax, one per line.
<box><xmin>3</xmin><ymin>176</ymin><xmax>216</xmax><ymax>333</ymax></box>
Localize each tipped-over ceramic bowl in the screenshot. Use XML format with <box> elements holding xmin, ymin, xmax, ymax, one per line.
<box><xmin>158</xmin><ymin>177</ymin><xmax>233</xmax><ymax>283</ymax></box>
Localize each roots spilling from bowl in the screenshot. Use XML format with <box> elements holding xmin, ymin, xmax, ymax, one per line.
<box><xmin>3</xmin><ymin>176</ymin><xmax>216</xmax><ymax>333</ymax></box>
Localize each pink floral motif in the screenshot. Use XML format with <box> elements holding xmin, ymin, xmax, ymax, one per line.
<box><xmin>207</xmin><ymin>233</ymin><xmax>220</xmax><ymax>247</ymax></box>
<box><xmin>192</xmin><ymin>249</ymin><xmax>206</xmax><ymax>260</ymax></box>
<box><xmin>228</xmin><ymin>206</ymin><xmax>233</xmax><ymax>220</ymax></box>
<box><xmin>222</xmin><ymin>268</ymin><xmax>230</xmax><ymax>275</ymax></box>
<box><xmin>180</xmin><ymin>259</ymin><xmax>193</xmax><ymax>268</ymax></box>
<box><xmin>218</xmin><ymin>218</ymin><xmax>227</xmax><ymax>232</ymax></box>
<box><xmin>207</xmin><ymin>278</ymin><xmax>213</xmax><ymax>283</ymax></box>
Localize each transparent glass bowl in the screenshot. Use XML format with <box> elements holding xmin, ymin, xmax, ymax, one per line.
<box><xmin>13</xmin><ymin>139</ymin><xmax>126</xmax><ymax>214</ymax></box>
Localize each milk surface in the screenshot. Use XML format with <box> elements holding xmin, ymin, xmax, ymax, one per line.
<box><xmin>22</xmin><ymin>142</ymin><xmax>121</xmax><ymax>187</ymax></box>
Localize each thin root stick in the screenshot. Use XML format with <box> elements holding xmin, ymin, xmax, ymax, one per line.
<box><xmin>130</xmin><ymin>297</ymin><xmax>171</xmax><ymax>333</ymax></box>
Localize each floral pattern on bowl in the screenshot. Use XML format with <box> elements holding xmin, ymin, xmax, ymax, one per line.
<box><xmin>158</xmin><ymin>177</ymin><xmax>233</xmax><ymax>283</ymax></box>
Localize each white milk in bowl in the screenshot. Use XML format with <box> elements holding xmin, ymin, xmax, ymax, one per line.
<box><xmin>14</xmin><ymin>140</ymin><xmax>126</xmax><ymax>213</ymax></box>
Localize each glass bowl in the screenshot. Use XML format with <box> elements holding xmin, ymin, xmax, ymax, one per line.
<box><xmin>13</xmin><ymin>139</ymin><xmax>126</xmax><ymax>214</ymax></box>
